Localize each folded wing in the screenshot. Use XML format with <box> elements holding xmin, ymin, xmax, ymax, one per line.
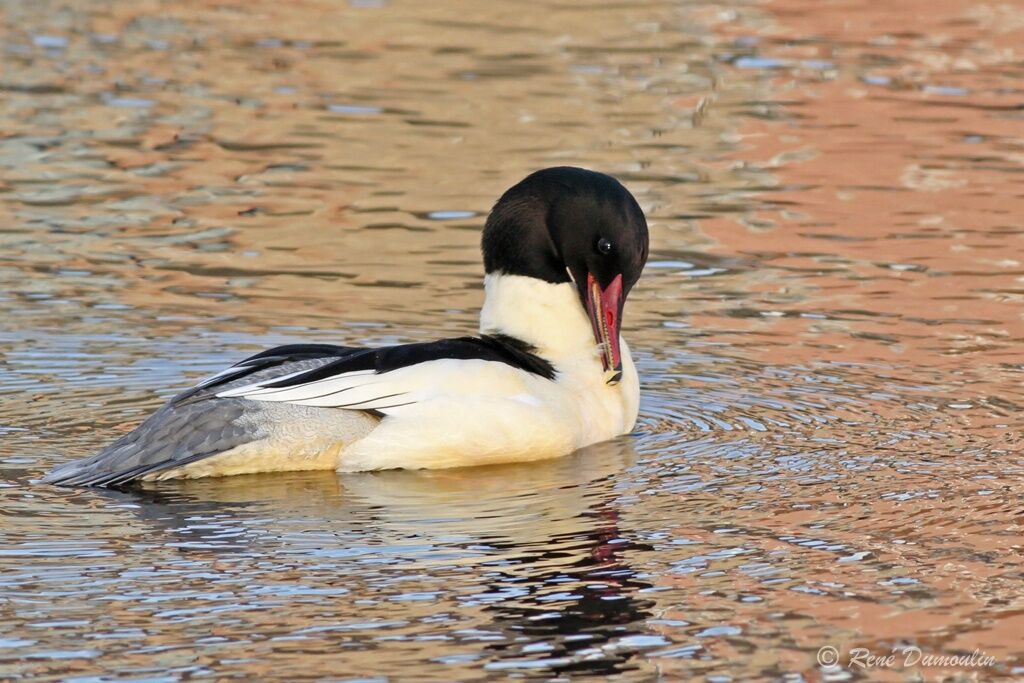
<box><xmin>216</xmin><ymin>335</ymin><xmax>555</xmax><ymax>413</ymax></box>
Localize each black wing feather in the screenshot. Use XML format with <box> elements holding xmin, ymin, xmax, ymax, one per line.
<box><xmin>173</xmin><ymin>343</ymin><xmax>361</xmax><ymax>405</ymax></box>
<box><xmin>260</xmin><ymin>334</ymin><xmax>555</xmax><ymax>390</ymax></box>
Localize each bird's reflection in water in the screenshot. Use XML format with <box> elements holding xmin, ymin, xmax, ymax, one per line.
<box><xmin>472</xmin><ymin>497</ymin><xmax>656</xmax><ymax>676</ymax></box>
<box><xmin>97</xmin><ymin>439</ymin><xmax>658</xmax><ymax>676</ymax></box>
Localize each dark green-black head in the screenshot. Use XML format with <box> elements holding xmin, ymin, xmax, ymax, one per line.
<box><xmin>481</xmin><ymin>167</ymin><xmax>649</xmax><ymax>383</ymax></box>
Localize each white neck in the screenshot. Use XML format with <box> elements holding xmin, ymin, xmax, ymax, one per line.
<box><xmin>478</xmin><ymin>272</ymin><xmax>641</xmax><ymax>438</ymax></box>
<box><xmin>479</xmin><ymin>273</ymin><xmax>597</xmax><ymax>362</ymax></box>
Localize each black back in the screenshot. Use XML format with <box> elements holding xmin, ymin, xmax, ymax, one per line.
<box><xmin>261</xmin><ymin>334</ymin><xmax>554</xmax><ymax>389</ymax></box>
<box><xmin>178</xmin><ymin>334</ymin><xmax>555</xmax><ymax>404</ymax></box>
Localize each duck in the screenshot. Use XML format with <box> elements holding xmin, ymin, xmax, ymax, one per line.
<box><xmin>42</xmin><ymin>166</ymin><xmax>650</xmax><ymax>487</ymax></box>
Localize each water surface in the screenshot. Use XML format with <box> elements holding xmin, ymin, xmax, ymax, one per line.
<box><xmin>1</xmin><ymin>0</ymin><xmax>1022</xmax><ymax>680</ymax></box>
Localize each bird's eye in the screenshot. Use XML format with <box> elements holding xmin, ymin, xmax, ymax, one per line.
<box><xmin>596</xmin><ymin>237</ymin><xmax>613</xmax><ymax>255</ymax></box>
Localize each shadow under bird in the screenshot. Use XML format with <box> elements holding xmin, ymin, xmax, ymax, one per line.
<box><xmin>43</xmin><ymin>167</ymin><xmax>650</xmax><ymax>487</ymax></box>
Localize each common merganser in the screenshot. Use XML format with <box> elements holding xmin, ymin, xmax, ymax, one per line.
<box><xmin>43</xmin><ymin>167</ymin><xmax>649</xmax><ymax>487</ymax></box>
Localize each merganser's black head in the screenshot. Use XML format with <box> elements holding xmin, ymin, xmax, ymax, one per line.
<box><xmin>482</xmin><ymin>166</ymin><xmax>649</xmax><ymax>383</ymax></box>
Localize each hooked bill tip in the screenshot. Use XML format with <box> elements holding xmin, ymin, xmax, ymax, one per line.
<box><xmin>604</xmin><ymin>369</ymin><xmax>623</xmax><ymax>385</ymax></box>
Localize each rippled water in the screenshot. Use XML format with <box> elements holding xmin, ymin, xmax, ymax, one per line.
<box><xmin>1</xmin><ymin>0</ymin><xmax>1022</xmax><ymax>680</ymax></box>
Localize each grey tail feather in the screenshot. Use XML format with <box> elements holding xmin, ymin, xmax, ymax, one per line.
<box><xmin>40</xmin><ymin>449</ymin><xmax>224</xmax><ymax>488</ymax></box>
<box><xmin>41</xmin><ymin>397</ymin><xmax>261</xmax><ymax>489</ymax></box>
<box><xmin>42</xmin><ymin>351</ymin><xmax>364</xmax><ymax>488</ymax></box>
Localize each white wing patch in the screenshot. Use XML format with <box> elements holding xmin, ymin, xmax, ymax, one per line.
<box><xmin>215</xmin><ymin>359</ymin><xmax>533</xmax><ymax>415</ymax></box>
<box><xmin>215</xmin><ymin>368</ymin><xmax>401</xmax><ymax>408</ymax></box>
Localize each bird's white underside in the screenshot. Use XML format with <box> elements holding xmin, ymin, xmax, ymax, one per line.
<box><xmin>152</xmin><ymin>274</ymin><xmax>639</xmax><ymax>478</ymax></box>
